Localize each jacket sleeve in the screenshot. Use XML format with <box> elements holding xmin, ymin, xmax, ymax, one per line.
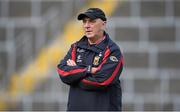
<box><xmin>79</xmin><ymin>47</ymin><xmax>124</xmax><ymax>90</ymax></box>
<box><xmin>57</xmin><ymin>44</ymin><xmax>89</xmax><ymax>85</ymax></box>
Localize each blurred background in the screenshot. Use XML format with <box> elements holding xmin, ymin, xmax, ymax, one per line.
<box><xmin>0</xmin><ymin>0</ymin><xmax>180</xmax><ymax>111</ymax></box>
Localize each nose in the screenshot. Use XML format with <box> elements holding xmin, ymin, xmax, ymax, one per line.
<box><xmin>83</xmin><ymin>21</ymin><xmax>90</xmax><ymax>29</ymax></box>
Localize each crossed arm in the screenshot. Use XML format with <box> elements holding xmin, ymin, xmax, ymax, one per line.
<box><xmin>67</xmin><ymin>59</ymin><xmax>97</xmax><ymax>74</ymax></box>
<box><xmin>57</xmin><ymin>45</ymin><xmax>123</xmax><ymax>90</ymax></box>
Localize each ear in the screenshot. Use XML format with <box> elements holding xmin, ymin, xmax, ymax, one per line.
<box><xmin>101</xmin><ymin>21</ymin><xmax>106</xmax><ymax>30</ymax></box>
<box><xmin>102</xmin><ymin>21</ymin><xmax>106</xmax><ymax>25</ymax></box>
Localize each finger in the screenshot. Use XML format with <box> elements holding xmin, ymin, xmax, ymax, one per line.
<box><xmin>91</xmin><ymin>67</ymin><xmax>98</xmax><ymax>74</ymax></box>
<box><xmin>68</xmin><ymin>60</ymin><xmax>73</xmax><ymax>65</ymax></box>
<box><xmin>70</xmin><ymin>60</ymin><xmax>76</xmax><ymax>66</ymax></box>
<box><xmin>67</xmin><ymin>59</ymin><xmax>71</xmax><ymax>66</ymax></box>
<box><xmin>68</xmin><ymin>59</ymin><xmax>75</xmax><ymax>66</ymax></box>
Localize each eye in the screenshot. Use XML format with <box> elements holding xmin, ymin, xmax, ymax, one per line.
<box><xmin>82</xmin><ymin>20</ymin><xmax>86</xmax><ymax>23</ymax></box>
<box><xmin>90</xmin><ymin>19</ymin><xmax>96</xmax><ymax>23</ymax></box>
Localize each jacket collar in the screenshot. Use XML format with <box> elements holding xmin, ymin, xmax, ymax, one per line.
<box><xmin>76</xmin><ymin>32</ymin><xmax>110</xmax><ymax>53</ymax></box>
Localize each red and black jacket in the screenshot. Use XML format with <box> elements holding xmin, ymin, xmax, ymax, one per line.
<box><xmin>57</xmin><ymin>32</ymin><xmax>124</xmax><ymax>110</ymax></box>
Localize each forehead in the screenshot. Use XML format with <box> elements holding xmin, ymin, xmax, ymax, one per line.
<box><xmin>82</xmin><ymin>17</ymin><xmax>102</xmax><ymax>22</ymax></box>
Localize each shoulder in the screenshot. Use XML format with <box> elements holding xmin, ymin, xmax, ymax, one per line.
<box><xmin>71</xmin><ymin>36</ymin><xmax>87</xmax><ymax>47</ymax></box>
<box><xmin>70</xmin><ymin>37</ymin><xmax>84</xmax><ymax>47</ymax></box>
<box><xmin>106</xmin><ymin>37</ymin><xmax>123</xmax><ymax>62</ymax></box>
<box><xmin>105</xmin><ymin>32</ymin><xmax>121</xmax><ymax>53</ymax></box>
<box><xmin>107</xmin><ymin>37</ymin><xmax>121</xmax><ymax>54</ymax></box>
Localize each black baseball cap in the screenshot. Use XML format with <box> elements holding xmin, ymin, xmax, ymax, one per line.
<box><xmin>77</xmin><ymin>8</ymin><xmax>107</xmax><ymax>21</ymax></box>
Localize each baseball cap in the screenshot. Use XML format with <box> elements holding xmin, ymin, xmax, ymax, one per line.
<box><xmin>77</xmin><ymin>8</ymin><xmax>107</xmax><ymax>21</ymax></box>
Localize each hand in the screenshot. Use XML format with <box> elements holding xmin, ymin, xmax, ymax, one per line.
<box><xmin>91</xmin><ymin>67</ymin><xmax>98</xmax><ymax>74</ymax></box>
<box><xmin>67</xmin><ymin>59</ymin><xmax>77</xmax><ymax>66</ymax></box>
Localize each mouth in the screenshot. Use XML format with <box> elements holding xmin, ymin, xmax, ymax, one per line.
<box><xmin>86</xmin><ymin>30</ymin><xmax>92</xmax><ymax>33</ymax></box>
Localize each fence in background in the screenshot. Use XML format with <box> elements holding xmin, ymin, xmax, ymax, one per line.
<box><xmin>0</xmin><ymin>0</ymin><xmax>180</xmax><ymax>111</ymax></box>
<box><xmin>107</xmin><ymin>0</ymin><xmax>180</xmax><ymax>110</ymax></box>
<box><xmin>0</xmin><ymin>0</ymin><xmax>86</xmax><ymax>89</ymax></box>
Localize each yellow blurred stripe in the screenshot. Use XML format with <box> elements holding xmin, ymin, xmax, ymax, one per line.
<box><xmin>0</xmin><ymin>101</ymin><xmax>7</xmax><ymax>110</ymax></box>
<box><xmin>9</xmin><ymin>40</ymin><xmax>64</xmax><ymax>96</ymax></box>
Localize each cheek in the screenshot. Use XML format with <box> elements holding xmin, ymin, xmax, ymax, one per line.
<box><xmin>93</xmin><ymin>25</ymin><xmax>102</xmax><ymax>32</ymax></box>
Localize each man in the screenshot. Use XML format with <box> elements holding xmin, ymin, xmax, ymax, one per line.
<box><xmin>57</xmin><ymin>8</ymin><xmax>124</xmax><ymax>111</ymax></box>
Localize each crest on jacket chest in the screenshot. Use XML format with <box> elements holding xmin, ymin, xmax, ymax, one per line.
<box><xmin>93</xmin><ymin>52</ymin><xmax>102</xmax><ymax>66</ymax></box>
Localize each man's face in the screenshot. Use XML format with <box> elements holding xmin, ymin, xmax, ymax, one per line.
<box><xmin>82</xmin><ymin>17</ymin><xmax>106</xmax><ymax>38</ymax></box>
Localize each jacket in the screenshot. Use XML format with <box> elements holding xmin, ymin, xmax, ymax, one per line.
<box><xmin>57</xmin><ymin>32</ymin><xmax>124</xmax><ymax>111</ymax></box>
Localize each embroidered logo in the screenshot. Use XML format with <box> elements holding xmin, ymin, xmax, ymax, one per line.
<box><xmin>93</xmin><ymin>56</ymin><xmax>100</xmax><ymax>66</ymax></box>
<box><xmin>77</xmin><ymin>55</ymin><xmax>82</xmax><ymax>62</ymax></box>
<box><xmin>77</xmin><ymin>48</ymin><xmax>85</xmax><ymax>53</ymax></box>
<box><xmin>110</xmin><ymin>56</ymin><xmax>118</xmax><ymax>62</ymax></box>
<box><xmin>99</xmin><ymin>52</ymin><xmax>102</xmax><ymax>57</ymax></box>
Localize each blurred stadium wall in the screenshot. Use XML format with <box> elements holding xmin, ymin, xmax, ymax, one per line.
<box><xmin>0</xmin><ymin>0</ymin><xmax>180</xmax><ymax>111</ymax></box>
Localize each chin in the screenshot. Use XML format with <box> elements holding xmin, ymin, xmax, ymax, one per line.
<box><xmin>86</xmin><ymin>34</ymin><xmax>94</xmax><ymax>38</ymax></box>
